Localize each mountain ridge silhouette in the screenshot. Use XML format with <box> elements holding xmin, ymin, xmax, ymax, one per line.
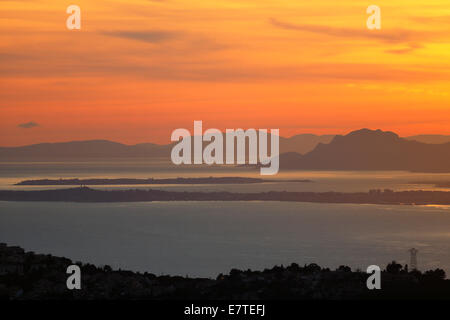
<box><xmin>2</xmin><ymin>129</ymin><xmax>450</xmax><ymax>172</ymax></box>
<box><xmin>279</xmin><ymin>128</ymin><xmax>450</xmax><ymax>172</ymax></box>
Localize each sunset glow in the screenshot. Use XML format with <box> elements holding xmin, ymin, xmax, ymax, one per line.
<box><xmin>1</xmin><ymin>0</ymin><xmax>450</xmax><ymax>146</ymax></box>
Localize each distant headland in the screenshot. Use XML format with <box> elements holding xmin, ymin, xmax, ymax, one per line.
<box><xmin>1</xmin><ymin>187</ymin><xmax>450</xmax><ymax>205</ymax></box>
<box><xmin>15</xmin><ymin>177</ymin><xmax>312</xmax><ymax>186</ymax></box>
<box><xmin>2</xmin><ymin>129</ymin><xmax>450</xmax><ymax>173</ymax></box>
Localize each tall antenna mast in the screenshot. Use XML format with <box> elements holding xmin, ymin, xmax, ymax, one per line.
<box><xmin>409</xmin><ymin>248</ymin><xmax>418</xmax><ymax>270</ymax></box>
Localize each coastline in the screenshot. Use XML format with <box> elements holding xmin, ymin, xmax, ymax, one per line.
<box><xmin>1</xmin><ymin>187</ymin><xmax>450</xmax><ymax>205</ymax></box>
<box><xmin>1</xmin><ymin>243</ymin><xmax>449</xmax><ymax>300</ymax></box>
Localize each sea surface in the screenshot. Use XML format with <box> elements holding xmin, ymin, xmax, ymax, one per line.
<box><xmin>1</xmin><ymin>160</ymin><xmax>450</xmax><ymax>192</ymax></box>
<box><xmin>1</xmin><ymin>160</ymin><xmax>450</xmax><ymax>278</ymax></box>
<box><xmin>1</xmin><ymin>201</ymin><xmax>449</xmax><ymax>278</ymax></box>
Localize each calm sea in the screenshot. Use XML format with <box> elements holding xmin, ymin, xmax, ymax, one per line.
<box><xmin>1</xmin><ymin>201</ymin><xmax>449</xmax><ymax>278</ymax></box>
<box><xmin>1</xmin><ymin>160</ymin><xmax>449</xmax><ymax>277</ymax></box>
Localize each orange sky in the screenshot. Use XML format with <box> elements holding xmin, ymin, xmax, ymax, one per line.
<box><xmin>1</xmin><ymin>0</ymin><xmax>450</xmax><ymax>146</ymax></box>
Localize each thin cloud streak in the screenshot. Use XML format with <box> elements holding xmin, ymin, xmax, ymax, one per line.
<box><xmin>102</xmin><ymin>30</ymin><xmax>180</xmax><ymax>43</ymax></box>
<box><xmin>270</xmin><ymin>18</ymin><xmax>436</xmax><ymax>44</ymax></box>
<box><xmin>18</xmin><ymin>121</ymin><xmax>39</xmax><ymax>129</ymax></box>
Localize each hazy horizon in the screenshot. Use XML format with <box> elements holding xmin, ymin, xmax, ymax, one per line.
<box><xmin>1</xmin><ymin>128</ymin><xmax>450</xmax><ymax>148</ymax></box>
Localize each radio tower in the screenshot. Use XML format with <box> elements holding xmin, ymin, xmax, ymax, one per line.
<box><xmin>409</xmin><ymin>248</ymin><xmax>418</xmax><ymax>270</ymax></box>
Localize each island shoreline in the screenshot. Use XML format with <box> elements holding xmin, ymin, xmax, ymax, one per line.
<box><xmin>1</xmin><ymin>187</ymin><xmax>450</xmax><ymax>206</ymax></box>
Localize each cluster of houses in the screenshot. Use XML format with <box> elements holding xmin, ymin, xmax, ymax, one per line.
<box><xmin>0</xmin><ymin>243</ymin><xmax>25</xmax><ymax>275</ymax></box>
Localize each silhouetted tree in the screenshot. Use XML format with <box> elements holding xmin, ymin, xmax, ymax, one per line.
<box><xmin>386</xmin><ymin>261</ymin><xmax>403</xmax><ymax>274</ymax></box>
<box><xmin>304</xmin><ymin>263</ymin><xmax>321</xmax><ymax>273</ymax></box>
<box><xmin>337</xmin><ymin>265</ymin><xmax>351</xmax><ymax>272</ymax></box>
<box><xmin>424</xmin><ymin>269</ymin><xmax>446</xmax><ymax>281</ymax></box>
<box><xmin>287</xmin><ymin>263</ymin><xmax>300</xmax><ymax>272</ymax></box>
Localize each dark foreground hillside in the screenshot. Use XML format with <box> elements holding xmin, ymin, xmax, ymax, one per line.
<box><xmin>1</xmin><ymin>244</ymin><xmax>449</xmax><ymax>300</ymax></box>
